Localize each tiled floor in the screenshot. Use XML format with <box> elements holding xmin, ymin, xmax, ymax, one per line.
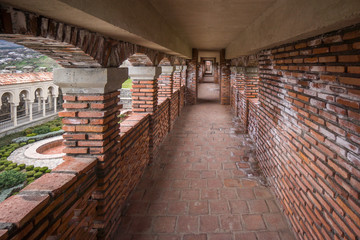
<box><xmin>116</xmin><ymin>83</ymin><xmax>295</xmax><ymax>240</ymax></box>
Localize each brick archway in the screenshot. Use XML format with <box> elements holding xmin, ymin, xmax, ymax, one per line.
<box><xmin>0</xmin><ymin>5</ymin><xmax>185</xmax><ymax>68</ymax></box>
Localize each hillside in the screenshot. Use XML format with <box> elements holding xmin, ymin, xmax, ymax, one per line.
<box><xmin>0</xmin><ymin>40</ymin><xmax>60</xmax><ymax>73</ymax></box>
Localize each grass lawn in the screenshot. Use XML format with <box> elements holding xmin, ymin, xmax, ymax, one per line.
<box><xmin>122</xmin><ymin>78</ymin><xmax>133</xmax><ymax>88</ymax></box>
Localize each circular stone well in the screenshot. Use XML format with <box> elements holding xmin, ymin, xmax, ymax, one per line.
<box><xmin>8</xmin><ymin>136</ymin><xmax>65</xmax><ymax>169</ymax></box>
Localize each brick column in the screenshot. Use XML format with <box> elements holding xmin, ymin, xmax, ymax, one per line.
<box><xmin>173</xmin><ymin>65</ymin><xmax>182</xmax><ymax>92</ymax></box>
<box><xmin>245</xmin><ymin>67</ymin><xmax>259</xmax><ymax>99</ymax></box>
<box><xmin>186</xmin><ymin>49</ymin><xmax>198</xmax><ymax>105</ymax></box>
<box><xmin>230</xmin><ymin>67</ymin><xmax>237</xmax><ymax>114</ymax></box>
<box><xmin>54</xmin><ymin>68</ymin><xmax>128</xmax><ymax>237</ymax></box>
<box><xmin>220</xmin><ymin>63</ymin><xmax>231</xmax><ymax>105</ymax></box>
<box><xmin>157</xmin><ymin>66</ymin><xmax>174</xmax><ymax>103</ymax></box>
<box><xmin>181</xmin><ymin>65</ymin><xmax>187</xmax><ymax>87</ymax></box>
<box><xmin>129</xmin><ymin>66</ymin><xmax>161</xmax><ymax>113</ymax></box>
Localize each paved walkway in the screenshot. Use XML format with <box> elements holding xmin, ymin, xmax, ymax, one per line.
<box><xmin>116</xmin><ymin>83</ymin><xmax>295</xmax><ymax>240</ymax></box>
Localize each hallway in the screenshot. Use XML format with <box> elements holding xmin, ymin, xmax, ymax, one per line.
<box><xmin>116</xmin><ymin>83</ymin><xmax>295</xmax><ymax>240</ymax></box>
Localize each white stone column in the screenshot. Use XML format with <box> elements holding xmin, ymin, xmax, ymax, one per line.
<box><xmin>53</xmin><ymin>97</ymin><xmax>57</xmax><ymax>113</ymax></box>
<box><xmin>25</xmin><ymin>100</ymin><xmax>29</xmax><ymax>116</ymax></box>
<box><xmin>42</xmin><ymin>98</ymin><xmax>46</xmax><ymax>117</ymax></box>
<box><xmin>29</xmin><ymin>101</ymin><xmax>33</xmax><ymax>121</ymax></box>
<box><xmin>48</xmin><ymin>94</ymin><xmax>53</xmax><ymax>110</ymax></box>
<box><xmin>10</xmin><ymin>104</ymin><xmax>14</xmax><ymax>120</ymax></box>
<box><xmin>13</xmin><ymin>104</ymin><xmax>18</xmax><ymax>126</ymax></box>
<box><xmin>37</xmin><ymin>96</ymin><xmax>41</xmax><ymax>112</ymax></box>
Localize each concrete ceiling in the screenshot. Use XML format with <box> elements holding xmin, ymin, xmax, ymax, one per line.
<box><xmin>1</xmin><ymin>0</ymin><xmax>360</xmax><ymax>59</ymax></box>
<box><xmin>148</xmin><ymin>0</ymin><xmax>276</xmax><ymax>50</ymax></box>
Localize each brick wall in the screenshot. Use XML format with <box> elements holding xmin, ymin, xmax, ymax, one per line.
<box><xmin>220</xmin><ymin>64</ymin><xmax>231</xmax><ymax>105</ymax></box>
<box><xmin>0</xmin><ymin>157</ymin><xmax>98</xmax><ymax>239</ymax></box>
<box><xmin>180</xmin><ymin>86</ymin><xmax>185</xmax><ymax>113</ymax></box>
<box><xmin>152</xmin><ymin>99</ymin><xmax>171</xmax><ymax>159</ymax></box>
<box><xmin>0</xmin><ymin>81</ymin><xmax>186</xmax><ymax>239</ymax></box>
<box><xmin>256</xmin><ymin>25</ymin><xmax>360</xmax><ymax>240</ymax></box>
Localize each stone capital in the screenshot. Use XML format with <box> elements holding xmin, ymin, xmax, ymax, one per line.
<box><xmin>236</xmin><ymin>67</ymin><xmax>245</xmax><ymax>74</ymax></box>
<box><xmin>174</xmin><ymin>65</ymin><xmax>182</xmax><ymax>72</ymax></box>
<box><xmin>245</xmin><ymin>67</ymin><xmax>258</xmax><ymax>74</ymax></box>
<box><xmin>230</xmin><ymin>66</ymin><xmax>237</xmax><ymax>74</ymax></box>
<box><xmin>128</xmin><ymin>66</ymin><xmax>161</xmax><ymax>80</ymax></box>
<box><xmin>161</xmin><ymin>66</ymin><xmax>174</xmax><ymax>74</ymax></box>
<box><xmin>54</xmin><ymin>68</ymin><xmax>128</xmax><ymax>94</ymax></box>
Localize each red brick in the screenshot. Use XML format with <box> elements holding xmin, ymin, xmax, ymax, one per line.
<box><xmin>338</xmin><ymin>55</ymin><xmax>360</xmax><ymax>62</ymax></box>
<box><xmin>63</xmin><ymin>95</ymin><xmax>76</xmax><ymax>101</ymax></box>
<box><xmin>75</xmin><ymin>125</ymin><xmax>107</xmax><ymax>132</ymax></box>
<box><xmin>0</xmin><ymin>194</ymin><xmax>49</xmax><ymax>228</ymax></box>
<box><xmin>63</xmin><ymin>103</ymin><xmax>88</xmax><ymax>109</ymax></box>
<box><xmin>326</xmin><ymin>66</ymin><xmax>345</xmax><ymax>73</ymax></box>
<box><xmin>343</xmin><ymin>30</ymin><xmax>360</xmax><ymax>40</ymax></box>
<box><xmin>58</xmin><ymin>111</ymin><xmax>76</xmax><ymax>117</ymax></box>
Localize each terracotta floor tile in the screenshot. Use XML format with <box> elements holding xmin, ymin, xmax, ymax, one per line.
<box><xmin>200</xmin><ymin>215</ymin><xmax>219</xmax><ymax>232</ymax></box>
<box><xmin>152</xmin><ymin>216</ymin><xmax>176</xmax><ymax>233</ymax></box>
<box><xmin>177</xmin><ymin>216</ymin><xmax>199</xmax><ymax>233</ymax></box>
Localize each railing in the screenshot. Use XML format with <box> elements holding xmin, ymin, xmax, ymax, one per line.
<box><xmin>0</xmin><ymin>104</ymin><xmax>62</xmax><ymax>131</ymax></box>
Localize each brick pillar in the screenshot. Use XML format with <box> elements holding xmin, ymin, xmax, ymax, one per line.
<box><xmin>181</xmin><ymin>65</ymin><xmax>187</xmax><ymax>87</ymax></box>
<box><xmin>129</xmin><ymin>66</ymin><xmax>161</xmax><ymax>113</ymax></box>
<box><xmin>186</xmin><ymin>49</ymin><xmax>198</xmax><ymax>105</ymax></box>
<box><xmin>157</xmin><ymin>66</ymin><xmax>174</xmax><ymax>103</ymax></box>
<box><xmin>245</xmin><ymin>67</ymin><xmax>259</xmax><ymax>99</ymax></box>
<box><xmin>230</xmin><ymin>67</ymin><xmax>238</xmax><ymax>114</ymax></box>
<box><xmin>220</xmin><ymin>64</ymin><xmax>231</xmax><ymax>105</ymax></box>
<box><xmin>54</xmin><ymin>68</ymin><xmax>128</xmax><ymax>238</ymax></box>
<box><xmin>173</xmin><ymin>65</ymin><xmax>182</xmax><ymax>92</ymax></box>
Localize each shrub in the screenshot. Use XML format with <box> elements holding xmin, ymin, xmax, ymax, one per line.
<box><xmin>18</xmin><ymin>164</ymin><xmax>26</xmax><ymax>170</ymax></box>
<box><xmin>0</xmin><ymin>160</ymin><xmax>5</xmax><ymax>165</ymax></box>
<box><xmin>26</xmin><ymin>177</ymin><xmax>35</xmax><ymax>182</ymax></box>
<box><xmin>0</xmin><ymin>166</ymin><xmax>5</xmax><ymax>171</ymax></box>
<box><xmin>28</xmin><ymin>139</ymin><xmax>35</xmax><ymax>144</ymax></box>
<box><xmin>5</xmin><ymin>166</ymin><xmax>14</xmax><ymax>171</ymax></box>
<box><xmin>34</xmin><ymin>167</ymin><xmax>40</xmax><ymax>172</ymax></box>
<box><xmin>26</xmin><ymin>165</ymin><xmax>34</xmax><ymax>171</ymax></box>
<box><xmin>9</xmin><ymin>163</ymin><xmax>17</xmax><ymax>168</ymax></box>
<box><xmin>34</xmin><ymin>172</ymin><xmax>43</xmax><ymax>179</ymax></box>
<box><xmin>40</xmin><ymin>167</ymin><xmax>48</xmax><ymax>172</ymax></box>
<box><xmin>50</xmin><ymin>127</ymin><xmax>61</xmax><ymax>132</ymax></box>
<box><xmin>4</xmin><ymin>161</ymin><xmax>12</xmax><ymax>166</ymax></box>
<box><xmin>20</xmin><ymin>142</ymin><xmax>27</xmax><ymax>146</ymax></box>
<box><xmin>33</xmin><ymin>126</ymin><xmax>50</xmax><ymax>135</ymax></box>
<box><xmin>13</xmin><ymin>167</ymin><xmax>21</xmax><ymax>172</ymax></box>
<box><xmin>0</xmin><ymin>170</ymin><xmax>26</xmax><ymax>189</ymax></box>
<box><xmin>26</xmin><ymin>133</ymin><xmax>37</xmax><ymax>137</ymax></box>
<box><xmin>45</xmin><ymin>169</ymin><xmax>51</xmax><ymax>173</ymax></box>
<box><xmin>26</xmin><ymin>171</ymin><xmax>35</xmax><ymax>177</ymax></box>
<box><xmin>24</xmin><ymin>128</ymin><xmax>34</xmax><ymax>135</ymax></box>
